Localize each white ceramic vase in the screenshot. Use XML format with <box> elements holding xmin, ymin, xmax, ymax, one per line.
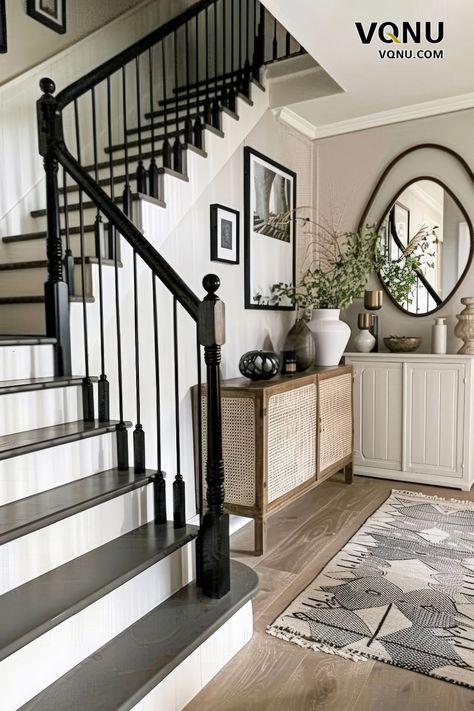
<box><xmin>354</xmin><ymin>328</ymin><xmax>376</xmax><ymax>353</ymax></box>
<box><xmin>308</xmin><ymin>309</ymin><xmax>351</xmax><ymax>366</ymax></box>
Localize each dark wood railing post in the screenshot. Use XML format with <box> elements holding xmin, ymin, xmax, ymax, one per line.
<box><xmin>37</xmin><ymin>78</ymin><xmax>71</xmax><ymax>377</ymax></box>
<box><xmin>197</xmin><ymin>274</ymin><xmax>230</xmax><ymax>598</ymax></box>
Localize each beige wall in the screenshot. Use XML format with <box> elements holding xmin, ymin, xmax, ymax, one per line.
<box><xmin>313</xmin><ymin>108</ymin><xmax>474</xmax><ymax>353</ymax></box>
<box><xmin>1</xmin><ymin>0</ymin><xmax>195</xmax><ymax>85</ymax></box>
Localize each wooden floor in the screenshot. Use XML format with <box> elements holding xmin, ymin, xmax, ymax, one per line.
<box><xmin>185</xmin><ymin>475</ymin><xmax>474</xmax><ymax>711</ymax></box>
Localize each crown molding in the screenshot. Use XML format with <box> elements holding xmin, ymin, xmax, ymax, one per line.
<box><xmin>276</xmin><ymin>92</ymin><xmax>474</xmax><ymax>141</ymax></box>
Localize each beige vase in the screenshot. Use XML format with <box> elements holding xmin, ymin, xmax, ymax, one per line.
<box><xmin>454</xmin><ymin>297</ymin><xmax>474</xmax><ymax>354</ymax></box>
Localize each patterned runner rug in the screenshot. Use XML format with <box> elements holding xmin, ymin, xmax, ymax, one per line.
<box><xmin>267</xmin><ymin>489</ymin><xmax>474</xmax><ymax>688</ymax></box>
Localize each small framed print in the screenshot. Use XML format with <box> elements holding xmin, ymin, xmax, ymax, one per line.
<box><xmin>27</xmin><ymin>0</ymin><xmax>66</xmax><ymax>35</ymax></box>
<box><xmin>210</xmin><ymin>204</ymin><xmax>240</xmax><ymax>264</ymax></box>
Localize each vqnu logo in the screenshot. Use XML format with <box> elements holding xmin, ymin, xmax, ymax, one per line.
<box><xmin>355</xmin><ymin>21</ymin><xmax>445</xmax><ymax>59</ymax></box>
<box><xmin>355</xmin><ymin>21</ymin><xmax>444</xmax><ymax>44</ymax></box>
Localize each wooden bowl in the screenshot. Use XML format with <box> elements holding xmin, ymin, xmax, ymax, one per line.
<box><xmin>383</xmin><ymin>336</ymin><xmax>422</xmax><ymax>353</ymax></box>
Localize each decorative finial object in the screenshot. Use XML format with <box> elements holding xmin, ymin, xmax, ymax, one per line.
<box><xmin>239</xmin><ymin>350</ymin><xmax>280</xmax><ymax>381</ymax></box>
<box><xmin>39</xmin><ymin>77</ymin><xmax>56</xmax><ymax>95</ymax></box>
<box><xmin>455</xmin><ymin>297</ymin><xmax>474</xmax><ymax>354</ymax></box>
<box><xmin>203</xmin><ymin>273</ymin><xmax>220</xmax><ymax>295</ymax></box>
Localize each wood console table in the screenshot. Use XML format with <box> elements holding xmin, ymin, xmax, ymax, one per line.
<box><xmin>193</xmin><ymin>365</ymin><xmax>353</xmax><ymax>554</ymax></box>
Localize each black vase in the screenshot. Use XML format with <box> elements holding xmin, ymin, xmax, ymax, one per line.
<box><xmin>283</xmin><ymin>316</ymin><xmax>315</xmax><ymax>371</ymax></box>
<box><xmin>239</xmin><ymin>350</ymin><xmax>280</xmax><ymax>381</ymax></box>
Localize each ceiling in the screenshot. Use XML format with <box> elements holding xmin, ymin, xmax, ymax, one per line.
<box><xmin>262</xmin><ymin>0</ymin><xmax>474</xmax><ymax>138</ymax></box>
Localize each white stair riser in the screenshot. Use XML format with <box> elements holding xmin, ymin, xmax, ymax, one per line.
<box><xmin>0</xmin><ymin>384</ymin><xmax>89</xmax><ymax>435</ymax></box>
<box><xmin>0</xmin><ymin>265</ymin><xmax>93</xmax><ymax>298</ymax></box>
<box><xmin>1</xmin><ymin>541</ymin><xmax>195</xmax><ymax>711</ymax></box>
<box><xmin>0</xmin><ymin>303</ymin><xmax>45</xmax><ymax>334</ymax></box>
<box><xmin>0</xmin><ymin>432</ymin><xmax>116</xmax><ymax>506</ymax></box>
<box><xmin>132</xmin><ymin>602</ymin><xmax>253</xmax><ymax>711</ymax></box>
<box><xmin>0</xmin><ymin>344</ymin><xmax>54</xmax><ymax>380</ymax></box>
<box><xmin>1</xmin><ymin>233</ymin><xmax>98</xmax><ymax>263</ymax></box>
<box><xmin>0</xmin><ymin>483</ymin><xmax>153</xmax><ymax>594</ymax></box>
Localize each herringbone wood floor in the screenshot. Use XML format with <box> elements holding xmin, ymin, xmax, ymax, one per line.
<box><xmin>185</xmin><ymin>474</ymin><xmax>474</xmax><ymax>711</ymax></box>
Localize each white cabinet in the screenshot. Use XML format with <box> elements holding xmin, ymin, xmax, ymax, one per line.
<box><xmin>346</xmin><ymin>353</ymin><xmax>474</xmax><ymax>491</ymax></box>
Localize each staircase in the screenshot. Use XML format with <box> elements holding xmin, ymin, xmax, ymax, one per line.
<box><xmin>0</xmin><ymin>0</ymin><xmax>302</xmax><ymax>708</ymax></box>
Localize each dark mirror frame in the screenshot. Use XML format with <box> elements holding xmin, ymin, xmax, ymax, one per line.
<box><xmin>359</xmin><ymin>144</ymin><xmax>474</xmax><ymax>317</ymax></box>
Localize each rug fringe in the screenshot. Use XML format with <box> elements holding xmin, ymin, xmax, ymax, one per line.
<box><xmin>266</xmin><ymin>624</ymin><xmax>369</xmax><ymax>662</ymax></box>
<box><xmin>391</xmin><ymin>488</ymin><xmax>474</xmax><ymax>507</ymax></box>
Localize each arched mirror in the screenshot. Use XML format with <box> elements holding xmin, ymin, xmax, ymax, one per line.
<box><xmin>360</xmin><ymin>144</ymin><xmax>474</xmax><ymax>317</ymax></box>
<box><xmin>379</xmin><ymin>179</ymin><xmax>473</xmax><ymax>315</ymax></box>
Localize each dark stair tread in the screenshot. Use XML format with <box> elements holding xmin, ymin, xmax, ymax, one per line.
<box><xmin>0</xmin><ymin>296</ymin><xmax>95</xmax><ymax>304</ymax></box>
<box><xmin>2</xmin><ymin>224</ymin><xmax>95</xmax><ymax>243</ymax></box>
<box><xmin>31</xmin><ymin>192</ymin><xmax>166</xmax><ymax>218</ymax></box>
<box><xmin>0</xmin><ymin>465</ymin><xmax>150</xmax><ymax>545</ymax></box>
<box><xmin>0</xmin><ymin>375</ymin><xmax>96</xmax><ymax>395</ymax></box>
<box><xmin>0</xmin><ymin>419</ymin><xmax>130</xmax><ymax>461</ymax></box>
<box><xmin>20</xmin><ymin>560</ymin><xmax>258</xmax><ymax>711</ymax></box>
<box><xmin>0</xmin><ymin>521</ymin><xmax>198</xmax><ymax>662</ymax></box>
<box><xmin>172</xmin><ymin>70</ymin><xmax>263</xmax><ymax>96</ymax></box>
<box><xmin>59</xmin><ymin>164</ymin><xmax>189</xmax><ymax>195</ymax></box>
<box><xmin>0</xmin><ymin>336</ymin><xmax>56</xmax><ymax>346</ymax></box>
<box><xmin>0</xmin><ymin>257</ymin><xmax>121</xmax><ymax>271</ymax></box>
<box><xmin>145</xmin><ymin>94</ymin><xmax>250</xmax><ymax>120</ymax></box>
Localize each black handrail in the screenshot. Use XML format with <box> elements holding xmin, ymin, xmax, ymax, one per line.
<box><xmin>55</xmin><ymin>0</ymin><xmax>218</xmax><ymax>109</ymax></box>
<box><xmin>52</xmin><ymin>133</ymin><xmax>200</xmax><ymax>320</ymax></box>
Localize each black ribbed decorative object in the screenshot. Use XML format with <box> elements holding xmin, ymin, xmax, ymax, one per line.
<box><xmin>239</xmin><ymin>350</ymin><xmax>280</xmax><ymax>381</ymax></box>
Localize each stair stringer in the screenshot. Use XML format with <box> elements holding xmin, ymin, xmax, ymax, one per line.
<box><xmin>136</xmin><ymin>81</ymin><xmax>269</xmax><ymax>250</ymax></box>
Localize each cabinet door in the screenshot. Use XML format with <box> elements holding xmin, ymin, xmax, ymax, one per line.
<box><xmin>318</xmin><ymin>371</ymin><xmax>352</xmax><ymax>475</ymax></box>
<box><xmin>352</xmin><ymin>362</ymin><xmax>402</xmax><ymax>469</ymax></box>
<box><xmin>404</xmin><ymin>363</ymin><xmax>464</xmax><ymax>478</ymax></box>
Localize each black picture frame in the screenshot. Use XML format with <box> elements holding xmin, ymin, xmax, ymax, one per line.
<box><xmin>0</xmin><ymin>0</ymin><xmax>7</xmax><ymax>54</ymax></box>
<box><xmin>210</xmin><ymin>204</ymin><xmax>240</xmax><ymax>264</ymax></box>
<box><xmin>244</xmin><ymin>147</ymin><xmax>296</xmax><ymax>310</ymax></box>
<box><xmin>26</xmin><ymin>0</ymin><xmax>66</xmax><ymax>35</ymax></box>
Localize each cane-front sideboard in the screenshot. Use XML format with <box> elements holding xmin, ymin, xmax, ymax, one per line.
<box><xmin>193</xmin><ymin>365</ymin><xmax>353</xmax><ymax>554</ymax></box>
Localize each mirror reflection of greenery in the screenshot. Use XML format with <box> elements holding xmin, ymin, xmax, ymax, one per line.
<box><xmin>261</xmin><ymin>208</ymin><xmax>437</xmax><ymax>310</ymax></box>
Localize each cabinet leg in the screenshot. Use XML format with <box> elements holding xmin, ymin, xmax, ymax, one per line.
<box><xmin>254</xmin><ymin>517</ymin><xmax>266</xmax><ymax>556</ymax></box>
<box><xmin>344</xmin><ymin>463</ymin><xmax>353</xmax><ymax>485</ymax></box>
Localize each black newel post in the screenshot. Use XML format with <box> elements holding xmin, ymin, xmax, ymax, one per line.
<box><xmin>37</xmin><ymin>78</ymin><xmax>71</xmax><ymax>377</ymax></box>
<box><xmin>196</xmin><ymin>274</ymin><xmax>230</xmax><ymax>599</ymax></box>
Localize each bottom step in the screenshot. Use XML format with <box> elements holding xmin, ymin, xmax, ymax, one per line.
<box><xmin>22</xmin><ymin>560</ymin><xmax>257</xmax><ymax>710</ymax></box>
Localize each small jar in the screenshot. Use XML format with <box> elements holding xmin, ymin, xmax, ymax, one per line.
<box><xmin>282</xmin><ymin>350</ymin><xmax>297</xmax><ymax>375</ymax></box>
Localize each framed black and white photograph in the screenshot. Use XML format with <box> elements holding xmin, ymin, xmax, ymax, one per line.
<box><xmin>0</xmin><ymin>0</ymin><xmax>7</xmax><ymax>53</ymax></box>
<box><xmin>244</xmin><ymin>147</ymin><xmax>296</xmax><ymax>310</ymax></box>
<box><xmin>27</xmin><ymin>0</ymin><xmax>66</xmax><ymax>34</ymax></box>
<box><xmin>210</xmin><ymin>204</ymin><xmax>240</xmax><ymax>264</ymax></box>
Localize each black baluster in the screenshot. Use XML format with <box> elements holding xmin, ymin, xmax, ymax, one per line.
<box><xmin>122</xmin><ymin>66</ymin><xmax>133</xmax><ymax>216</ymax></box>
<box><xmin>91</xmin><ymin>86</ymin><xmax>110</xmax><ymax>422</ymax></box>
<box><xmin>107</xmin><ymin>74</ymin><xmax>128</xmax><ymax>467</ymax></box>
<box><xmin>285</xmin><ymin>29</ymin><xmax>291</xmax><ymax>57</ymax></box>
<box><xmin>74</xmin><ymin>98</ymin><xmax>94</xmax><ymax>422</ymax></box>
<box><xmin>194</xmin><ymin>16</ymin><xmax>203</xmax><ymax>147</ymax></box>
<box><xmin>38</xmin><ymin>78</ymin><xmax>71</xmax><ymax>377</ymax></box>
<box><xmin>152</xmin><ymin>274</ymin><xmax>167</xmax><ymax>523</ymax></box>
<box><xmin>211</xmin><ymin>1</ymin><xmax>221</xmax><ymax>129</ymax></box>
<box><xmin>173</xmin><ymin>297</ymin><xmax>185</xmax><ymax>529</ymax></box>
<box><xmin>173</xmin><ymin>30</ymin><xmax>183</xmax><ymax>172</ymax></box>
<box><xmin>114</xmin><ymin>225</ymin><xmax>129</xmax><ymax>470</ymax></box>
<box><xmin>135</xmin><ymin>56</ymin><xmax>147</xmax><ymax>194</ymax></box>
<box><xmin>196</xmin><ymin>275</ymin><xmax>230</xmax><ymax>598</ymax></box>
<box><xmin>242</xmin><ymin>0</ymin><xmax>251</xmax><ymax>93</ymax></box>
<box><xmin>133</xmin><ymin>252</ymin><xmax>145</xmax><ymax>472</ymax></box>
<box><xmin>184</xmin><ymin>21</ymin><xmax>193</xmax><ymax>144</ymax></box>
<box><xmin>221</xmin><ymin>0</ymin><xmax>228</xmax><ymax>108</ymax></box>
<box><xmin>204</xmin><ymin>7</ymin><xmax>212</xmax><ymax>125</ymax></box>
<box><xmin>148</xmin><ymin>48</ymin><xmax>159</xmax><ymax>197</ymax></box>
<box><xmin>195</xmin><ymin>326</ymin><xmax>204</xmax><ymax>587</ymax></box>
<box><xmin>228</xmin><ymin>0</ymin><xmax>236</xmax><ymax>111</ymax></box>
<box><xmin>162</xmin><ymin>39</ymin><xmax>172</xmax><ymax>168</ymax></box>
<box><xmin>62</xmin><ymin>167</ymin><xmax>75</xmax><ymax>296</ymax></box>
<box><xmin>272</xmin><ymin>16</ymin><xmax>278</xmax><ymax>60</ymax></box>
